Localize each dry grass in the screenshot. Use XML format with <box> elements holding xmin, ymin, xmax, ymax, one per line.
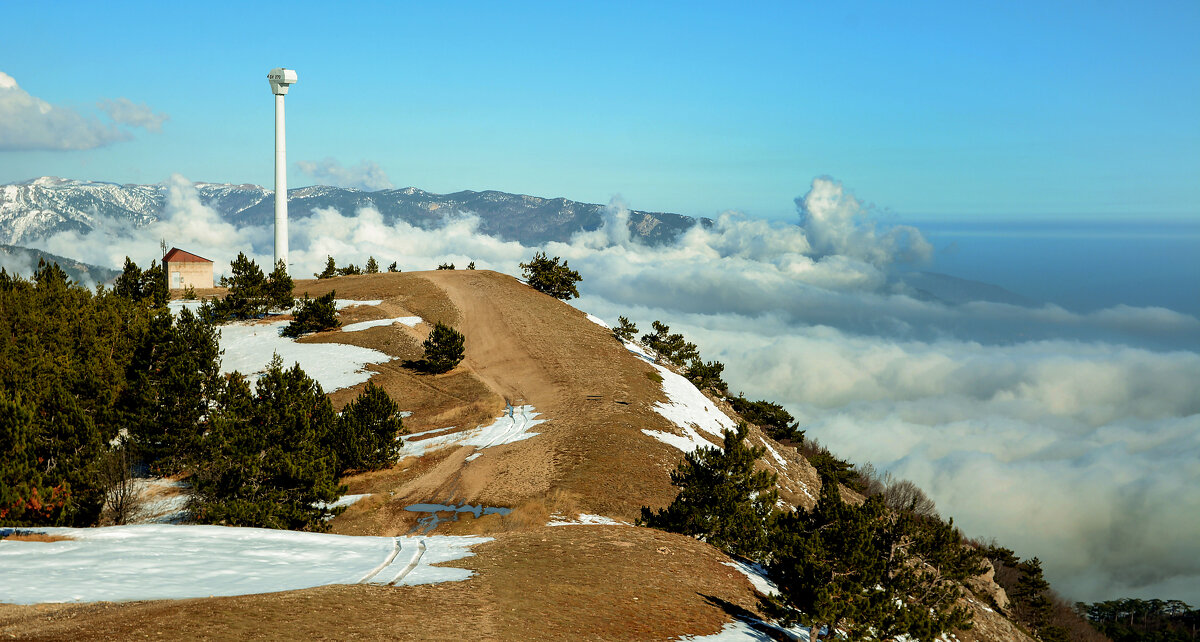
<box><xmin>0</xmin><ymin>531</ymin><xmax>74</xmax><ymax>543</ymax></box>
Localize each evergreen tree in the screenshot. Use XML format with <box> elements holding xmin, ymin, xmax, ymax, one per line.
<box><xmin>614</xmin><ymin>316</ymin><xmax>638</xmax><ymax>342</ymax></box>
<box><xmin>121</xmin><ymin>307</ymin><xmax>222</xmax><ymax>472</ymax></box>
<box><xmin>639</xmin><ymin>424</ymin><xmax>778</xmax><ymax>560</ymax></box>
<box><xmin>143</xmin><ymin>260</ymin><xmax>169</xmax><ymax>308</ymax></box>
<box><xmin>265</xmin><ymin>259</ymin><xmax>295</xmax><ymax>311</ymax></box>
<box><xmin>0</xmin><ymin>262</ymin><xmax>142</xmax><ymax>526</ymax></box>
<box><xmin>365</xmin><ymin>256</ymin><xmax>379</xmax><ymax>274</ymax></box>
<box><xmin>189</xmin><ymin>357</ymin><xmax>344</xmax><ymax>530</ymax></box>
<box><xmin>213</xmin><ymin>252</ymin><xmax>269</xmax><ymax>319</ymax></box>
<box><xmin>1013</xmin><ymin>557</ymin><xmax>1055</xmax><ymax>629</ymax></box>
<box><xmin>420</xmin><ymin>322</ymin><xmax>465</xmax><ymax>374</ymax></box>
<box><xmin>387</xmin><ymin>261</ymin><xmax>399</xmax><ymax>272</ymax></box>
<box><xmin>769</xmin><ymin>474</ymin><xmax>980</xmax><ymax>640</ymax></box>
<box><xmin>337</xmin><ymin>263</ymin><xmax>362</xmax><ymax>276</ymax></box>
<box><xmin>316</xmin><ymin>255</ymin><xmax>338</xmax><ymax>279</ymax></box>
<box><xmin>519</xmin><ymin>251</ymin><xmax>581</xmax><ymax>300</ymax></box>
<box><xmin>685</xmin><ymin>358</ymin><xmax>728</xmax><ymax>394</ymax></box>
<box><xmin>283</xmin><ymin>291</ymin><xmax>341</xmax><ymax>338</ymax></box>
<box><xmin>113</xmin><ymin>257</ymin><xmax>168</xmax><ymax>308</ymax></box>
<box><xmin>466</xmin><ymin>261</ymin><xmax>475</xmax><ymax>270</ymax></box>
<box><xmin>728</xmin><ymin>396</ymin><xmax>805</xmax><ymax>443</ymax></box>
<box><xmin>333</xmin><ymin>382</ymin><xmax>404</xmax><ymax>472</ymax></box>
<box><xmin>113</xmin><ymin>257</ymin><xmax>144</xmax><ymax>300</ymax></box>
<box><xmin>641</xmin><ymin>320</ymin><xmax>699</xmax><ymax>366</ymax></box>
<box><xmin>0</xmin><ymin>393</ymin><xmax>67</xmax><ymax>526</ymax></box>
<box><xmin>437</xmin><ymin>262</ymin><xmax>455</xmax><ymax>270</ymax></box>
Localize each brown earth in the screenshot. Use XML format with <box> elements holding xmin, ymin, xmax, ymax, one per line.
<box><xmin>0</xmin><ymin>532</ymin><xmax>74</xmax><ymax>543</ymax></box>
<box><xmin>0</xmin><ymin>527</ymin><xmax>765</xmax><ymax>641</ymax></box>
<box><xmin>7</xmin><ymin>270</ymin><xmax>1028</xmax><ymax>640</ymax></box>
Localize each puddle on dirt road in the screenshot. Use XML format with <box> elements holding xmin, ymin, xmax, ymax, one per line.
<box><xmin>404</xmin><ymin>503</ymin><xmax>512</xmax><ymax>534</ymax></box>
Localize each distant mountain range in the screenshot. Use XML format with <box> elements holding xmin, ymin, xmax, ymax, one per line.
<box><xmin>0</xmin><ymin>243</ymin><xmax>121</xmax><ymax>285</ymax></box>
<box><xmin>0</xmin><ymin>177</ymin><xmax>706</xmax><ymax>246</ymax></box>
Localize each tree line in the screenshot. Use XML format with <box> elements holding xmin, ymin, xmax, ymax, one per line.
<box><xmin>1</xmin><ymin>258</ymin><xmax>405</xmax><ymax>531</ymax></box>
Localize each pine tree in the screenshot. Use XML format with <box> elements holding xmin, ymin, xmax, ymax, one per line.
<box><xmin>0</xmin><ymin>393</ymin><xmax>67</xmax><ymax>526</ymax></box>
<box><xmin>728</xmin><ymin>396</ymin><xmax>805</xmax><ymax>443</ymax></box>
<box><xmin>769</xmin><ymin>475</ymin><xmax>980</xmax><ymax>641</ymax></box>
<box><xmin>282</xmin><ymin>291</ymin><xmax>340</xmax><ymax>337</ymax></box>
<box><xmin>614</xmin><ymin>316</ymin><xmax>638</xmax><ymax>342</ymax></box>
<box><xmin>639</xmin><ymin>424</ymin><xmax>778</xmax><ymax>560</ymax></box>
<box><xmin>641</xmin><ymin>320</ymin><xmax>699</xmax><ymax>366</ymax></box>
<box><xmin>387</xmin><ymin>261</ymin><xmax>399</xmax><ymax>273</ymax></box>
<box><xmin>265</xmin><ymin>259</ymin><xmax>295</xmax><ymax>311</ymax></box>
<box><xmin>685</xmin><ymin>358</ymin><xmax>728</xmax><ymax>394</ymax></box>
<box><xmin>1013</xmin><ymin>557</ymin><xmax>1054</xmax><ymax>629</ymax></box>
<box><xmin>189</xmin><ymin>357</ymin><xmax>344</xmax><ymax>530</ymax></box>
<box><xmin>333</xmin><ymin>382</ymin><xmax>404</xmax><ymax>472</ymax></box>
<box><xmin>316</xmin><ymin>255</ymin><xmax>338</xmax><ymax>279</ymax></box>
<box><xmin>214</xmin><ymin>252</ymin><xmax>269</xmax><ymax>319</ymax></box>
<box><xmin>519</xmin><ymin>251</ymin><xmax>581</xmax><ymax>300</ymax></box>
<box><xmin>122</xmin><ymin>307</ymin><xmax>222</xmax><ymax>472</ymax></box>
<box><xmin>420</xmin><ymin>322</ymin><xmax>465</xmax><ymax>374</ymax></box>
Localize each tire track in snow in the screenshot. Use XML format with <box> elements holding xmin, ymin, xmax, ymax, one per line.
<box><xmin>475</xmin><ymin>402</ymin><xmax>529</xmax><ymax>450</ymax></box>
<box><xmin>387</xmin><ymin>539</ymin><xmax>428</xmax><ymax>586</ymax></box>
<box><xmin>357</xmin><ymin>538</ymin><xmax>402</xmax><ymax>584</ymax></box>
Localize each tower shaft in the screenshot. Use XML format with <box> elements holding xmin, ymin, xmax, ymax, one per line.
<box><xmin>273</xmin><ymin>93</ymin><xmax>288</xmax><ymax>274</ymax></box>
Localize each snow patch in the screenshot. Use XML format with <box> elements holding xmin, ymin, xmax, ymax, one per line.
<box><xmin>651</xmin><ymin>363</ymin><xmax>737</xmax><ymax>439</ymax></box>
<box><xmin>335</xmin><ymin>299</ymin><xmax>382</xmax><ymax>309</ymax></box>
<box><xmin>641</xmin><ymin>361</ymin><xmax>737</xmax><ymax>454</ymax></box>
<box><xmin>217</xmin><ymin>320</ymin><xmax>392</xmax><ymax>392</ymax></box>
<box><xmin>585</xmin><ymin>313</ymin><xmax>610</xmax><ymax>329</ymax></box>
<box><xmin>678</xmin><ymin>620</ymin><xmax>812</xmax><ymax>641</ymax></box>
<box><xmin>398</xmin><ymin>405</ymin><xmax>546</xmax><ymax>458</ymax></box>
<box><xmin>0</xmin><ymin>525</ymin><xmax>488</xmax><ymax>604</ymax></box>
<box><xmin>319</xmin><ymin>493</ymin><xmax>372</xmax><ymax>510</ymax></box>
<box><xmin>547</xmin><ymin>513</ymin><xmax>629</xmax><ymax>527</ymax></box>
<box><xmin>341</xmin><ymin>316</ymin><xmax>422</xmax><ymax>332</ymax></box>
<box><xmin>723</xmin><ymin>559</ymin><xmax>778</xmax><ymax>597</ymax></box>
<box><xmin>760</xmin><ymin>440</ymin><xmax>788</xmax><ymax>469</ymax></box>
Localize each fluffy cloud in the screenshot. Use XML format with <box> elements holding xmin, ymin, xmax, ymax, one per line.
<box><xmin>295</xmin><ymin>157</ymin><xmax>394</xmax><ymax>191</ymax></box>
<box><xmin>17</xmin><ymin>174</ymin><xmax>1200</xmax><ymax>604</ymax></box>
<box><xmin>0</xmin><ymin>71</ymin><xmax>165</xmax><ymax>151</ymax></box>
<box><xmin>97</xmin><ymin>97</ymin><xmax>169</xmax><ymax>133</ymax></box>
<box><xmin>38</xmin><ymin>175</ymin><xmax>263</xmax><ymax>270</ymax></box>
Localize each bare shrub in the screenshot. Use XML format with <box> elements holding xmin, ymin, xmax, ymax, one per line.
<box><xmin>853</xmin><ymin>461</ymin><xmax>887</xmax><ymax>497</ymax></box>
<box><xmin>99</xmin><ymin>442</ymin><xmax>142</xmax><ymax>525</ymax></box>
<box><xmin>883</xmin><ymin>478</ymin><xmax>938</xmax><ymax>518</ymax></box>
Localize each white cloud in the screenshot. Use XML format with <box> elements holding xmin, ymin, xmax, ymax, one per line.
<box><xmin>0</xmin><ymin>71</ymin><xmax>130</xmax><ymax>150</ymax></box>
<box><xmin>97</xmin><ymin>97</ymin><xmax>169</xmax><ymax>133</ymax></box>
<box><xmin>0</xmin><ymin>71</ymin><xmax>166</xmax><ymax>151</ymax></box>
<box><xmin>295</xmin><ymin>157</ymin><xmax>394</xmax><ymax>191</ymax></box>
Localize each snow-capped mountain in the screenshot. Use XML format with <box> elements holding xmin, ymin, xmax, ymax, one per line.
<box><xmin>0</xmin><ymin>177</ymin><xmax>703</xmax><ymax>246</ymax></box>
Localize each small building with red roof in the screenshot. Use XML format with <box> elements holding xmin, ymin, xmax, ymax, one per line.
<box><xmin>162</xmin><ymin>248</ymin><xmax>214</xmax><ymax>290</ymax></box>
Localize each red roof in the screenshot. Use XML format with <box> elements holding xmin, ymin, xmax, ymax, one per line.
<box><xmin>162</xmin><ymin>248</ymin><xmax>213</xmax><ymax>264</ymax></box>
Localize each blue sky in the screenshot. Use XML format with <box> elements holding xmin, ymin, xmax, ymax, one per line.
<box><xmin>1</xmin><ymin>1</ymin><xmax>1197</xmax><ymax>221</ymax></box>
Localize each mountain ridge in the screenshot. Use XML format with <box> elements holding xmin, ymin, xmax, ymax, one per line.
<box><xmin>0</xmin><ymin>176</ymin><xmax>708</xmax><ymax>247</ymax></box>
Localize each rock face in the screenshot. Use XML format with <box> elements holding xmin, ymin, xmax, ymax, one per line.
<box><xmin>0</xmin><ymin>178</ymin><xmax>709</xmax><ymax>247</ymax></box>
<box><xmin>968</xmin><ymin>558</ymin><xmax>1012</xmax><ymax>611</ymax></box>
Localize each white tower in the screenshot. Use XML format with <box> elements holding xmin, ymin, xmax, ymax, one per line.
<box><xmin>268</xmin><ymin>67</ymin><xmax>298</xmax><ymax>274</ymax></box>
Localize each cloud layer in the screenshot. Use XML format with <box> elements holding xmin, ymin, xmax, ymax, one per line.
<box><xmin>0</xmin><ymin>71</ymin><xmax>167</xmax><ymax>150</ymax></box>
<box><xmin>295</xmin><ymin>158</ymin><xmax>394</xmax><ymax>191</ymax></box>
<box><xmin>17</xmin><ymin>174</ymin><xmax>1200</xmax><ymax>605</ymax></box>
